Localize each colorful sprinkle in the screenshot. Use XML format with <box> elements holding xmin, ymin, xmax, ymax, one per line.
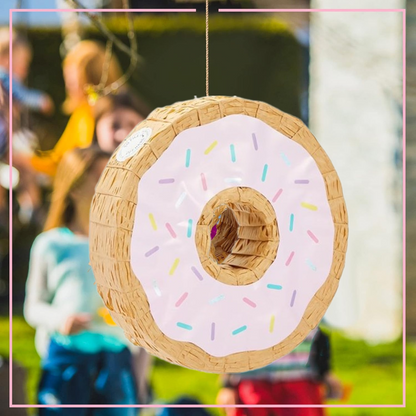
<box><xmin>290</xmin><ymin>290</ymin><xmax>297</xmax><ymax>307</ymax></box>
<box><xmin>159</xmin><ymin>178</ymin><xmax>175</xmax><ymax>184</ymax></box>
<box><xmin>210</xmin><ymin>224</ymin><xmax>217</xmax><ymax>239</ymax></box>
<box><xmin>177</xmin><ymin>322</ymin><xmax>192</xmax><ymax>330</ymax></box>
<box><xmin>301</xmin><ymin>202</ymin><xmax>318</xmax><ymax>211</ymax></box>
<box><xmin>175</xmin><ymin>292</ymin><xmax>189</xmax><ymax>307</ymax></box>
<box><xmin>201</xmin><ymin>173</ymin><xmax>208</xmax><ymax>191</ymax></box>
<box><xmin>175</xmin><ymin>192</ymin><xmax>187</xmax><ymax>208</ymax></box>
<box><xmin>289</xmin><ymin>214</ymin><xmax>294</xmax><ymax>232</ymax></box>
<box><xmin>252</xmin><ymin>133</ymin><xmax>258</xmax><ymax>150</ymax></box>
<box><xmin>187</xmin><ymin>219</ymin><xmax>193</xmax><ymax>238</ymax></box>
<box><xmin>145</xmin><ymin>246</ymin><xmax>159</xmax><ymax>257</ymax></box>
<box><xmin>307</xmin><ymin>259</ymin><xmax>317</xmax><ymax>271</ymax></box>
<box><xmin>210</xmin><ymin>294</ymin><xmax>225</xmax><ymax>304</ymax></box>
<box><xmin>285</xmin><ymin>251</ymin><xmax>295</xmax><ymax>266</ymax></box>
<box><xmin>211</xmin><ymin>322</ymin><xmax>216</xmax><ymax>341</ymax></box>
<box><xmin>272</xmin><ymin>188</ymin><xmax>283</xmax><ymax>203</ymax></box>
<box><xmin>204</xmin><ymin>140</ymin><xmax>218</xmax><ymax>155</ymax></box>
<box><xmin>148</xmin><ymin>213</ymin><xmax>157</xmax><ymax>231</ymax></box>
<box><xmin>191</xmin><ymin>266</ymin><xmax>204</xmax><ymax>281</ymax></box>
<box><xmin>269</xmin><ymin>315</ymin><xmax>275</xmax><ymax>333</ymax></box>
<box><xmin>230</xmin><ymin>144</ymin><xmax>236</xmax><ymax>162</ymax></box>
<box><xmin>169</xmin><ymin>258</ymin><xmax>180</xmax><ymax>275</ymax></box>
<box><xmin>225</xmin><ymin>177</ymin><xmax>242</xmax><ymax>184</ymax></box>
<box><xmin>281</xmin><ymin>152</ymin><xmax>291</xmax><ymax>166</ymax></box>
<box><xmin>165</xmin><ymin>223</ymin><xmax>177</xmax><ymax>238</ymax></box>
<box><xmin>232</xmin><ymin>325</ymin><xmax>247</xmax><ymax>336</ymax></box>
<box><xmin>185</xmin><ymin>149</ymin><xmax>191</xmax><ymax>167</ymax></box>
<box><xmin>307</xmin><ymin>230</ymin><xmax>319</xmax><ymax>243</ymax></box>
<box><xmin>243</xmin><ymin>297</ymin><xmax>257</xmax><ymax>308</ymax></box>
<box><xmin>152</xmin><ymin>281</ymin><xmax>162</xmax><ymax>297</ymax></box>
<box><xmin>295</xmin><ymin>179</ymin><xmax>309</xmax><ymax>184</ymax></box>
<box><xmin>261</xmin><ymin>164</ymin><xmax>268</xmax><ymax>182</ymax></box>
<box><xmin>267</xmin><ymin>284</ymin><xmax>283</xmax><ymax>290</ymax></box>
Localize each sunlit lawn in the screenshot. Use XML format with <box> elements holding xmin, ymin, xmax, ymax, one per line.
<box><xmin>1</xmin><ymin>315</ymin><xmax>414</xmax><ymax>415</ymax></box>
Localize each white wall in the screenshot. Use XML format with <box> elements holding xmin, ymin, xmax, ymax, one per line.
<box><xmin>310</xmin><ymin>0</ymin><xmax>404</xmax><ymax>342</ymax></box>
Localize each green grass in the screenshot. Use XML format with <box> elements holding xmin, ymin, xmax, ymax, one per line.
<box><xmin>1</xmin><ymin>315</ymin><xmax>415</xmax><ymax>415</ymax></box>
<box><xmin>1</xmin><ymin>315</ymin><xmax>41</xmax><ymax>407</ymax></box>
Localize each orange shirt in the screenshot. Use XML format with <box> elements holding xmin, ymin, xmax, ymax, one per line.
<box><xmin>31</xmin><ymin>102</ymin><xmax>94</xmax><ymax>176</ymax></box>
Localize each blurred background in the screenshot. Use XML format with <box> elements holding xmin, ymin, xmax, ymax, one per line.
<box><xmin>0</xmin><ymin>0</ymin><xmax>412</xmax><ymax>415</ymax></box>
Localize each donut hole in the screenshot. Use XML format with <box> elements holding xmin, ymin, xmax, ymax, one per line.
<box><xmin>210</xmin><ymin>207</ymin><xmax>239</xmax><ymax>264</ymax></box>
<box><xmin>196</xmin><ymin>187</ymin><xmax>279</xmax><ymax>286</ymax></box>
<box><xmin>207</xmin><ymin>199</ymin><xmax>278</xmax><ymax>282</ymax></box>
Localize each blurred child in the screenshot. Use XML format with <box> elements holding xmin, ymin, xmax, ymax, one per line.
<box><xmin>30</xmin><ymin>40</ymin><xmax>123</xmax><ymax>176</ymax></box>
<box><xmin>0</xmin><ymin>28</ymin><xmax>54</xmax><ymax>118</ymax></box>
<box><xmin>0</xmin><ymin>73</ymin><xmax>8</xmax><ymax>159</ymax></box>
<box><xmin>216</xmin><ymin>327</ymin><xmax>343</xmax><ymax>416</ymax></box>
<box><xmin>93</xmin><ymin>91</ymin><xmax>150</xmax><ymax>153</ymax></box>
<box><xmin>24</xmin><ymin>147</ymin><xmax>138</xmax><ymax>414</ymax></box>
<box><xmin>0</xmin><ymin>28</ymin><xmax>53</xmax><ymax>223</ymax></box>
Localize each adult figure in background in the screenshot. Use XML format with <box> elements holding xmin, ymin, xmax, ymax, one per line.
<box><xmin>93</xmin><ymin>90</ymin><xmax>150</xmax><ymax>152</ymax></box>
<box><xmin>31</xmin><ymin>40</ymin><xmax>123</xmax><ymax>176</ymax></box>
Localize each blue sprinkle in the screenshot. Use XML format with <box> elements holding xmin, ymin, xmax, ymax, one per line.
<box><xmin>185</xmin><ymin>149</ymin><xmax>191</xmax><ymax>168</ymax></box>
<box><xmin>232</xmin><ymin>325</ymin><xmax>247</xmax><ymax>336</ymax></box>
<box><xmin>281</xmin><ymin>152</ymin><xmax>291</xmax><ymax>166</ymax></box>
<box><xmin>209</xmin><ymin>294</ymin><xmax>225</xmax><ymax>304</ymax></box>
<box><xmin>177</xmin><ymin>322</ymin><xmax>192</xmax><ymax>330</ymax></box>
<box><xmin>262</xmin><ymin>164</ymin><xmax>268</xmax><ymax>182</ymax></box>
<box><xmin>187</xmin><ymin>219</ymin><xmax>193</xmax><ymax>238</ymax></box>
<box><xmin>267</xmin><ymin>284</ymin><xmax>283</xmax><ymax>290</ymax></box>
<box><xmin>289</xmin><ymin>214</ymin><xmax>294</xmax><ymax>232</ymax></box>
<box><xmin>230</xmin><ymin>144</ymin><xmax>236</xmax><ymax>162</ymax></box>
<box><xmin>307</xmin><ymin>259</ymin><xmax>317</xmax><ymax>271</ymax></box>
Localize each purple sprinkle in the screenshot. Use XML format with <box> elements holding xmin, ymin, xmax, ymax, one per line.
<box><xmin>210</xmin><ymin>224</ymin><xmax>217</xmax><ymax>240</ymax></box>
<box><xmin>191</xmin><ymin>266</ymin><xmax>204</xmax><ymax>281</ymax></box>
<box><xmin>295</xmin><ymin>180</ymin><xmax>309</xmax><ymax>184</ymax></box>
<box><xmin>145</xmin><ymin>246</ymin><xmax>159</xmax><ymax>257</ymax></box>
<box><xmin>252</xmin><ymin>133</ymin><xmax>258</xmax><ymax>150</ymax></box>
<box><xmin>159</xmin><ymin>178</ymin><xmax>175</xmax><ymax>184</ymax></box>
<box><xmin>211</xmin><ymin>322</ymin><xmax>215</xmax><ymax>341</ymax></box>
<box><xmin>290</xmin><ymin>290</ymin><xmax>297</xmax><ymax>307</ymax></box>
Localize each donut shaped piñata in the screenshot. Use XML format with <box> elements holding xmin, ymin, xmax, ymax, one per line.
<box><xmin>90</xmin><ymin>96</ymin><xmax>348</xmax><ymax>373</ymax></box>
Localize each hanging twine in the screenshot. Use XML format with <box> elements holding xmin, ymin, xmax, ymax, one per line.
<box><xmin>206</xmin><ymin>0</ymin><xmax>209</xmax><ymax>96</ymax></box>
<box><xmin>80</xmin><ymin>0</ymin><xmax>139</xmax><ymax>103</ymax></box>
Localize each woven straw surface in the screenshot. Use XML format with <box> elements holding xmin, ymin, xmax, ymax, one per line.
<box><xmin>198</xmin><ymin>188</ymin><xmax>279</xmax><ymax>286</ymax></box>
<box><xmin>90</xmin><ymin>96</ymin><xmax>348</xmax><ymax>373</ymax></box>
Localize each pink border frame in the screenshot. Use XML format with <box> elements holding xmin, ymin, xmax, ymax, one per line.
<box><xmin>8</xmin><ymin>7</ymin><xmax>406</xmax><ymax>410</ymax></box>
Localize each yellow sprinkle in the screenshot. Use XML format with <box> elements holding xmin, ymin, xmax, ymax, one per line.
<box><xmin>204</xmin><ymin>140</ymin><xmax>218</xmax><ymax>155</ymax></box>
<box><xmin>149</xmin><ymin>213</ymin><xmax>157</xmax><ymax>230</ymax></box>
<box><xmin>301</xmin><ymin>202</ymin><xmax>318</xmax><ymax>211</ymax></box>
<box><xmin>269</xmin><ymin>315</ymin><xmax>275</xmax><ymax>333</ymax></box>
<box><xmin>169</xmin><ymin>258</ymin><xmax>180</xmax><ymax>275</ymax></box>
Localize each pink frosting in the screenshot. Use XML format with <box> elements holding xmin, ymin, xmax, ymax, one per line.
<box><xmin>130</xmin><ymin>115</ymin><xmax>334</xmax><ymax>357</ymax></box>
